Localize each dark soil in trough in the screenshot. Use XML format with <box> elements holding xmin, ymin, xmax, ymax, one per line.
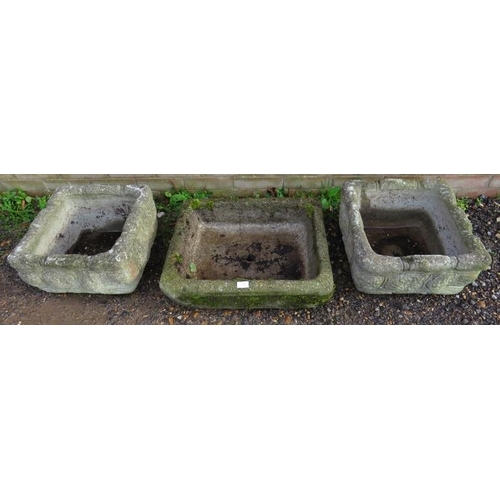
<box><xmin>68</xmin><ymin>231</ymin><xmax>122</xmax><ymax>256</ymax></box>
<box><xmin>1</xmin><ymin>196</ymin><xmax>499</xmax><ymax>326</ymax></box>
<box><xmin>362</xmin><ymin>210</ymin><xmax>443</xmax><ymax>257</ymax></box>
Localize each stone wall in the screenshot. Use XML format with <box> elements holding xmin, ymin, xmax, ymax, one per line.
<box><xmin>1</xmin><ymin>174</ymin><xmax>498</xmax><ymax>198</ymax></box>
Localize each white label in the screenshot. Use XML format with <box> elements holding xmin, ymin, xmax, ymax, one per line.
<box><xmin>237</xmin><ymin>281</ymin><xmax>250</xmax><ymax>289</ymax></box>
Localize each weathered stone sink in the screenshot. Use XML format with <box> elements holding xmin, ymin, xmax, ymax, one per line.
<box><xmin>339</xmin><ymin>178</ymin><xmax>492</xmax><ymax>294</ymax></box>
<box><xmin>160</xmin><ymin>198</ymin><xmax>334</xmax><ymax>309</ymax></box>
<box><xmin>8</xmin><ymin>184</ymin><xmax>157</xmax><ymax>294</ymax></box>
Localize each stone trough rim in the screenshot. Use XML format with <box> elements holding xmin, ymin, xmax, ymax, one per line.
<box><xmin>8</xmin><ymin>184</ymin><xmax>153</xmax><ymax>266</ymax></box>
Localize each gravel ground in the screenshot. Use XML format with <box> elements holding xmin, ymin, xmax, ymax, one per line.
<box><xmin>1</xmin><ymin>196</ymin><xmax>498</xmax><ymax>326</ymax></box>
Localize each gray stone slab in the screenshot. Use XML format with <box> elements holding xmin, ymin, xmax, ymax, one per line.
<box><xmin>160</xmin><ymin>198</ymin><xmax>334</xmax><ymax>309</ymax></box>
<box><xmin>339</xmin><ymin>178</ymin><xmax>492</xmax><ymax>294</ymax></box>
<box><xmin>8</xmin><ymin>184</ymin><xmax>157</xmax><ymax>294</ymax></box>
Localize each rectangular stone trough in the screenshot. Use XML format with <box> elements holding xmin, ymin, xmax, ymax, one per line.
<box><xmin>160</xmin><ymin>198</ymin><xmax>334</xmax><ymax>309</ymax></box>
<box><xmin>339</xmin><ymin>178</ymin><xmax>492</xmax><ymax>294</ymax></box>
<box><xmin>8</xmin><ymin>184</ymin><xmax>157</xmax><ymax>294</ymax></box>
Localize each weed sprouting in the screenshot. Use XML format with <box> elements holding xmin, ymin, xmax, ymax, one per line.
<box><xmin>276</xmin><ymin>187</ymin><xmax>287</xmax><ymax>198</ymax></box>
<box><xmin>155</xmin><ymin>188</ymin><xmax>213</xmax><ymax>244</ymax></box>
<box><xmin>266</xmin><ymin>187</ymin><xmax>288</xmax><ymax>198</ymax></box>
<box><xmin>457</xmin><ymin>198</ymin><xmax>470</xmax><ymax>211</ymax></box>
<box><xmin>160</xmin><ymin>188</ymin><xmax>212</xmax><ymax>212</ymax></box>
<box><xmin>320</xmin><ymin>187</ymin><xmax>341</xmax><ymax>212</ymax></box>
<box><xmin>190</xmin><ymin>199</ymin><xmax>202</xmax><ymax>210</ymax></box>
<box><xmin>474</xmin><ymin>196</ymin><xmax>485</xmax><ymax>208</ymax></box>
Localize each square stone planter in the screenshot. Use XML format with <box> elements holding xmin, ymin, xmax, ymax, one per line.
<box><xmin>160</xmin><ymin>198</ymin><xmax>334</xmax><ymax>309</ymax></box>
<box><xmin>8</xmin><ymin>184</ymin><xmax>158</xmax><ymax>294</ymax></box>
<box><xmin>339</xmin><ymin>178</ymin><xmax>492</xmax><ymax>294</ymax></box>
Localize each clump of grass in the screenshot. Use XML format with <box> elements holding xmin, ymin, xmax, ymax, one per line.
<box><xmin>0</xmin><ymin>190</ymin><xmax>50</xmax><ymax>257</ymax></box>
<box><xmin>0</xmin><ymin>189</ymin><xmax>49</xmax><ymax>228</ymax></box>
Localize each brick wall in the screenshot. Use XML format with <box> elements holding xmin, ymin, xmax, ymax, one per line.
<box><xmin>0</xmin><ymin>174</ymin><xmax>498</xmax><ymax>198</ymax></box>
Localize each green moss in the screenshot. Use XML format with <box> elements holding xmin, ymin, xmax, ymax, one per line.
<box><xmin>305</xmin><ymin>203</ymin><xmax>315</xmax><ymax>218</ymax></box>
<box><xmin>175</xmin><ymin>289</ymin><xmax>334</xmax><ymax>309</ymax></box>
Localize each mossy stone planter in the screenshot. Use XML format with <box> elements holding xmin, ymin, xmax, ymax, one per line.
<box><xmin>160</xmin><ymin>198</ymin><xmax>334</xmax><ymax>309</ymax></box>
<box><xmin>8</xmin><ymin>184</ymin><xmax>158</xmax><ymax>294</ymax></box>
<box><xmin>339</xmin><ymin>178</ymin><xmax>492</xmax><ymax>294</ymax></box>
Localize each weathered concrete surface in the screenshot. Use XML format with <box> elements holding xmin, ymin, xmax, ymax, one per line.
<box><xmin>8</xmin><ymin>184</ymin><xmax>157</xmax><ymax>294</ymax></box>
<box><xmin>339</xmin><ymin>178</ymin><xmax>492</xmax><ymax>294</ymax></box>
<box><xmin>160</xmin><ymin>198</ymin><xmax>334</xmax><ymax>309</ymax></box>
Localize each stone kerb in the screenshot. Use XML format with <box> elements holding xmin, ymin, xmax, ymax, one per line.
<box><xmin>339</xmin><ymin>178</ymin><xmax>492</xmax><ymax>294</ymax></box>
<box><xmin>8</xmin><ymin>184</ymin><xmax>158</xmax><ymax>294</ymax></box>
<box><xmin>1</xmin><ymin>174</ymin><xmax>498</xmax><ymax>198</ymax></box>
